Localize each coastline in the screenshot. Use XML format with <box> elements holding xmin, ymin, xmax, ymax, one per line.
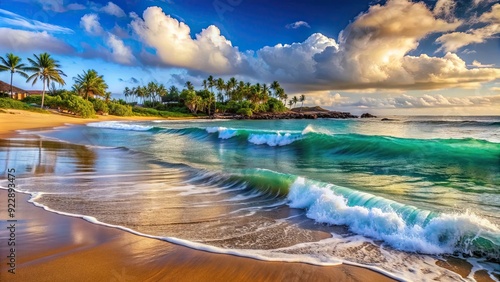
<box><xmin>0</xmin><ymin>190</ymin><xmax>394</xmax><ymax>281</ymax></box>
<box><xmin>0</xmin><ymin>110</ymin><xmax>395</xmax><ymax>281</ymax></box>
<box><xmin>0</xmin><ymin>109</ymin><xmax>169</xmax><ymax>138</ymax></box>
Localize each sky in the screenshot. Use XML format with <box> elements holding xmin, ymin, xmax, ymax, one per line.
<box><xmin>0</xmin><ymin>0</ymin><xmax>499</xmax><ymax>115</ymax></box>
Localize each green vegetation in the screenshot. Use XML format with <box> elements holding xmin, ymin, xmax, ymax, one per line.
<box><xmin>1</xmin><ymin>52</ymin><xmax>309</xmax><ymax>119</ymax></box>
<box><xmin>132</xmin><ymin>107</ymin><xmax>193</xmax><ymax>118</ymax></box>
<box><xmin>25</xmin><ymin>53</ymin><xmax>66</xmax><ymax>109</ymax></box>
<box><xmin>73</xmin><ymin>69</ymin><xmax>108</xmax><ymax>100</ymax></box>
<box><xmin>0</xmin><ymin>98</ymin><xmax>49</xmax><ymax>113</ymax></box>
<box><xmin>123</xmin><ymin>77</ymin><xmax>298</xmax><ymax>116</ymax></box>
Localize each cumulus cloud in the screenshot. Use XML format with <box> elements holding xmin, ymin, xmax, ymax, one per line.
<box><xmin>0</xmin><ymin>27</ymin><xmax>74</xmax><ymax>53</ymax></box>
<box><xmin>0</xmin><ymin>8</ymin><xmax>73</xmax><ymax>33</ymax></box>
<box><xmin>256</xmin><ymin>33</ymin><xmax>338</xmax><ymax>82</ymax></box>
<box><xmin>305</xmin><ymin>92</ymin><xmax>348</xmax><ymax>107</ymax></box>
<box><xmin>436</xmin><ymin>3</ymin><xmax>500</xmax><ymax>52</ymax></box>
<box><xmin>106</xmin><ymin>33</ymin><xmax>134</xmax><ymax>64</ymax></box>
<box><xmin>101</xmin><ymin>2</ymin><xmax>126</xmax><ymax>17</ymax></box>
<box><xmin>470</xmin><ymin>60</ymin><xmax>495</xmax><ymax>68</ymax></box>
<box><xmin>131</xmin><ymin>6</ymin><xmax>246</xmax><ymax>74</ymax></box>
<box><xmin>286</xmin><ymin>21</ymin><xmax>311</xmax><ymax>29</ymax></box>
<box><xmin>80</xmin><ymin>13</ymin><xmax>104</xmax><ymax>35</ymax></box>
<box><xmin>250</xmin><ymin>0</ymin><xmax>500</xmax><ymax>91</ymax></box>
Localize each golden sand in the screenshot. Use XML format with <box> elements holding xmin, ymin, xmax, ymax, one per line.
<box><xmin>0</xmin><ymin>109</ymin><xmax>167</xmax><ymax>137</ymax></box>
<box><xmin>0</xmin><ymin>191</ymin><xmax>394</xmax><ymax>282</ymax></box>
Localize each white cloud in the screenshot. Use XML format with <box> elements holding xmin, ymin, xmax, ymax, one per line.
<box><xmin>253</xmin><ymin>0</ymin><xmax>500</xmax><ymax>91</ymax></box>
<box><xmin>345</xmin><ymin>94</ymin><xmax>500</xmax><ymax>109</ymax></box>
<box><xmin>305</xmin><ymin>92</ymin><xmax>348</xmax><ymax>107</ymax></box>
<box><xmin>0</xmin><ymin>27</ymin><xmax>74</xmax><ymax>53</ymax></box>
<box><xmin>0</xmin><ymin>8</ymin><xmax>73</xmax><ymax>33</ymax></box>
<box><xmin>131</xmin><ymin>6</ymin><xmax>245</xmax><ymax>74</ymax></box>
<box><xmin>436</xmin><ymin>3</ymin><xmax>500</xmax><ymax>52</ymax></box>
<box><xmin>80</xmin><ymin>14</ymin><xmax>103</xmax><ymax>35</ymax></box>
<box><xmin>470</xmin><ymin>60</ymin><xmax>495</xmax><ymax>68</ymax></box>
<box><xmin>128</xmin><ymin>1</ymin><xmax>500</xmax><ymax>92</ymax></box>
<box><xmin>461</xmin><ymin>49</ymin><xmax>477</xmax><ymax>54</ymax></box>
<box><xmin>106</xmin><ymin>33</ymin><xmax>134</xmax><ymax>64</ymax></box>
<box><xmin>433</xmin><ymin>0</ymin><xmax>456</xmax><ymax>19</ymax></box>
<box><xmin>256</xmin><ymin>33</ymin><xmax>338</xmax><ymax>82</ymax></box>
<box><xmin>101</xmin><ymin>2</ymin><xmax>126</xmax><ymax>17</ymax></box>
<box><xmin>286</xmin><ymin>21</ymin><xmax>311</xmax><ymax>29</ymax></box>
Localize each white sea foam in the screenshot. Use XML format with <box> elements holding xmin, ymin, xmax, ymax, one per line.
<box><xmin>205</xmin><ymin>127</ymin><xmax>238</xmax><ymax>139</ymax></box>
<box><xmin>287</xmin><ymin>177</ymin><xmax>500</xmax><ymax>256</ymax></box>
<box><xmin>87</xmin><ymin>121</ymin><xmax>153</xmax><ymax>131</ymax></box>
<box><xmin>248</xmin><ymin>132</ymin><xmax>301</xmax><ymax>146</ymax></box>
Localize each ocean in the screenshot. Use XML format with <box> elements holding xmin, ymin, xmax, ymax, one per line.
<box><xmin>1</xmin><ymin>116</ymin><xmax>499</xmax><ymax>281</ymax></box>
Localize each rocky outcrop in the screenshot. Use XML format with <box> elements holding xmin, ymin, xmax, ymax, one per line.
<box><xmin>360</xmin><ymin>113</ymin><xmax>377</xmax><ymax>118</ymax></box>
<box><xmin>216</xmin><ymin>111</ymin><xmax>358</xmax><ymax>120</ymax></box>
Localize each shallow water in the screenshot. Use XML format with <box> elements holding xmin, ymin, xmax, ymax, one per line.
<box><xmin>1</xmin><ymin>116</ymin><xmax>499</xmax><ymax>281</ymax></box>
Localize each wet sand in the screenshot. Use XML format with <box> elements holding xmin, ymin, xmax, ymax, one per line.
<box><xmin>0</xmin><ymin>190</ymin><xmax>394</xmax><ymax>281</ymax></box>
<box><xmin>0</xmin><ymin>109</ymin><xmax>171</xmax><ymax>138</ymax></box>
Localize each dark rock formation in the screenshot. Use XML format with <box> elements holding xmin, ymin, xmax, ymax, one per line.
<box><xmin>360</xmin><ymin>113</ymin><xmax>377</xmax><ymax>118</ymax></box>
<box><xmin>215</xmin><ymin>110</ymin><xmax>358</xmax><ymax>120</ymax></box>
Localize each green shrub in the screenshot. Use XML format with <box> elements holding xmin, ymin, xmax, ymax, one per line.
<box><xmin>0</xmin><ymin>98</ymin><xmax>50</xmax><ymax>113</ymax></box>
<box><xmin>237</xmin><ymin>107</ymin><xmax>253</xmax><ymax>117</ymax></box>
<box><xmin>109</xmin><ymin>102</ymin><xmax>133</xmax><ymax>116</ymax></box>
<box><xmin>0</xmin><ymin>98</ymin><xmax>30</xmax><ymax>110</ymax></box>
<box><xmin>132</xmin><ymin>106</ymin><xmax>194</xmax><ymax>118</ymax></box>
<box><xmin>265</xmin><ymin>98</ymin><xmax>287</xmax><ymax>113</ymax></box>
<box><xmin>63</xmin><ymin>95</ymin><xmax>96</xmax><ymax>118</ymax></box>
<box><xmin>93</xmin><ymin>99</ymin><xmax>109</xmax><ymax>114</ymax></box>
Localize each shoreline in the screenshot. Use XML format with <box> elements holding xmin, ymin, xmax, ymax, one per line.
<box><xmin>0</xmin><ymin>189</ymin><xmax>395</xmax><ymax>281</ymax></box>
<box><xmin>0</xmin><ymin>109</ymin><xmax>172</xmax><ymax>138</ymax></box>
<box><xmin>0</xmin><ymin>111</ymin><xmax>395</xmax><ymax>281</ymax></box>
<box><xmin>1</xmin><ymin>110</ymin><xmax>495</xmax><ymax>281</ymax></box>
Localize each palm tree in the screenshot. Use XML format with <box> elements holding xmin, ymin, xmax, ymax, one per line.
<box><xmin>292</xmin><ymin>96</ymin><xmax>298</xmax><ymax>109</ymax></box>
<box><xmin>73</xmin><ymin>69</ymin><xmax>107</xmax><ymax>100</ymax></box>
<box><xmin>288</xmin><ymin>100</ymin><xmax>294</xmax><ymax>109</ymax></box>
<box><xmin>207</xmin><ymin>75</ymin><xmax>215</xmax><ymax>94</ymax></box>
<box><xmin>216</xmin><ymin>78</ymin><xmax>225</xmax><ymax>102</ymax></box>
<box><xmin>270</xmin><ymin>80</ymin><xmax>280</xmax><ymax>98</ymax></box>
<box><xmin>185</xmin><ymin>81</ymin><xmax>194</xmax><ymax>91</ymax></box>
<box><xmin>26</xmin><ymin>53</ymin><xmax>66</xmax><ymax>108</ymax></box>
<box><xmin>157</xmin><ymin>83</ymin><xmax>167</xmax><ymax>103</ymax></box>
<box><xmin>123</xmin><ymin>87</ymin><xmax>131</xmax><ymax>103</ymax></box>
<box><xmin>168</xmin><ymin>85</ymin><xmax>179</xmax><ymax>102</ymax></box>
<box><xmin>0</xmin><ymin>53</ymin><xmax>29</xmax><ymax>99</ymax></box>
<box><xmin>202</xmin><ymin>79</ymin><xmax>208</xmax><ymax>90</ymax></box>
<box><xmin>104</xmin><ymin>92</ymin><xmax>111</xmax><ymax>103</ymax></box>
<box><xmin>299</xmin><ymin>94</ymin><xmax>305</xmax><ymax>112</ymax></box>
<box><xmin>227</xmin><ymin>77</ymin><xmax>237</xmax><ymax>101</ymax></box>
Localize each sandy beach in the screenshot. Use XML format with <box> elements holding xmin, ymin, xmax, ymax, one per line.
<box><xmin>0</xmin><ymin>109</ymin><xmax>166</xmax><ymax>138</ymax></box>
<box><xmin>0</xmin><ymin>110</ymin><xmax>395</xmax><ymax>281</ymax></box>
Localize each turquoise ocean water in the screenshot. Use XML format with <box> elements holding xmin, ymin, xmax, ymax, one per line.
<box><xmin>2</xmin><ymin>116</ymin><xmax>499</xmax><ymax>281</ymax></box>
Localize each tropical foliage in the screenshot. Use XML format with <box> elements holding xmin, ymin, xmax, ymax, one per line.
<box><xmin>0</xmin><ymin>53</ymin><xmax>29</xmax><ymax>98</ymax></box>
<box><xmin>1</xmin><ymin>52</ymin><xmax>308</xmax><ymax>119</ymax></box>
<box><xmin>25</xmin><ymin>53</ymin><xmax>66</xmax><ymax>108</ymax></box>
<box><xmin>123</xmin><ymin>76</ymin><xmax>292</xmax><ymax>116</ymax></box>
<box><xmin>73</xmin><ymin>69</ymin><xmax>108</xmax><ymax>100</ymax></box>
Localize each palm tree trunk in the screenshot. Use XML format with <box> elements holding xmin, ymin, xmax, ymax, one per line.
<box><xmin>10</xmin><ymin>71</ymin><xmax>13</xmax><ymax>99</ymax></box>
<box><xmin>40</xmin><ymin>80</ymin><xmax>46</xmax><ymax>109</ymax></box>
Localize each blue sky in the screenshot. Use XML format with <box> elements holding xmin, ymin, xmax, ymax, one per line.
<box><xmin>0</xmin><ymin>0</ymin><xmax>499</xmax><ymax>115</ymax></box>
